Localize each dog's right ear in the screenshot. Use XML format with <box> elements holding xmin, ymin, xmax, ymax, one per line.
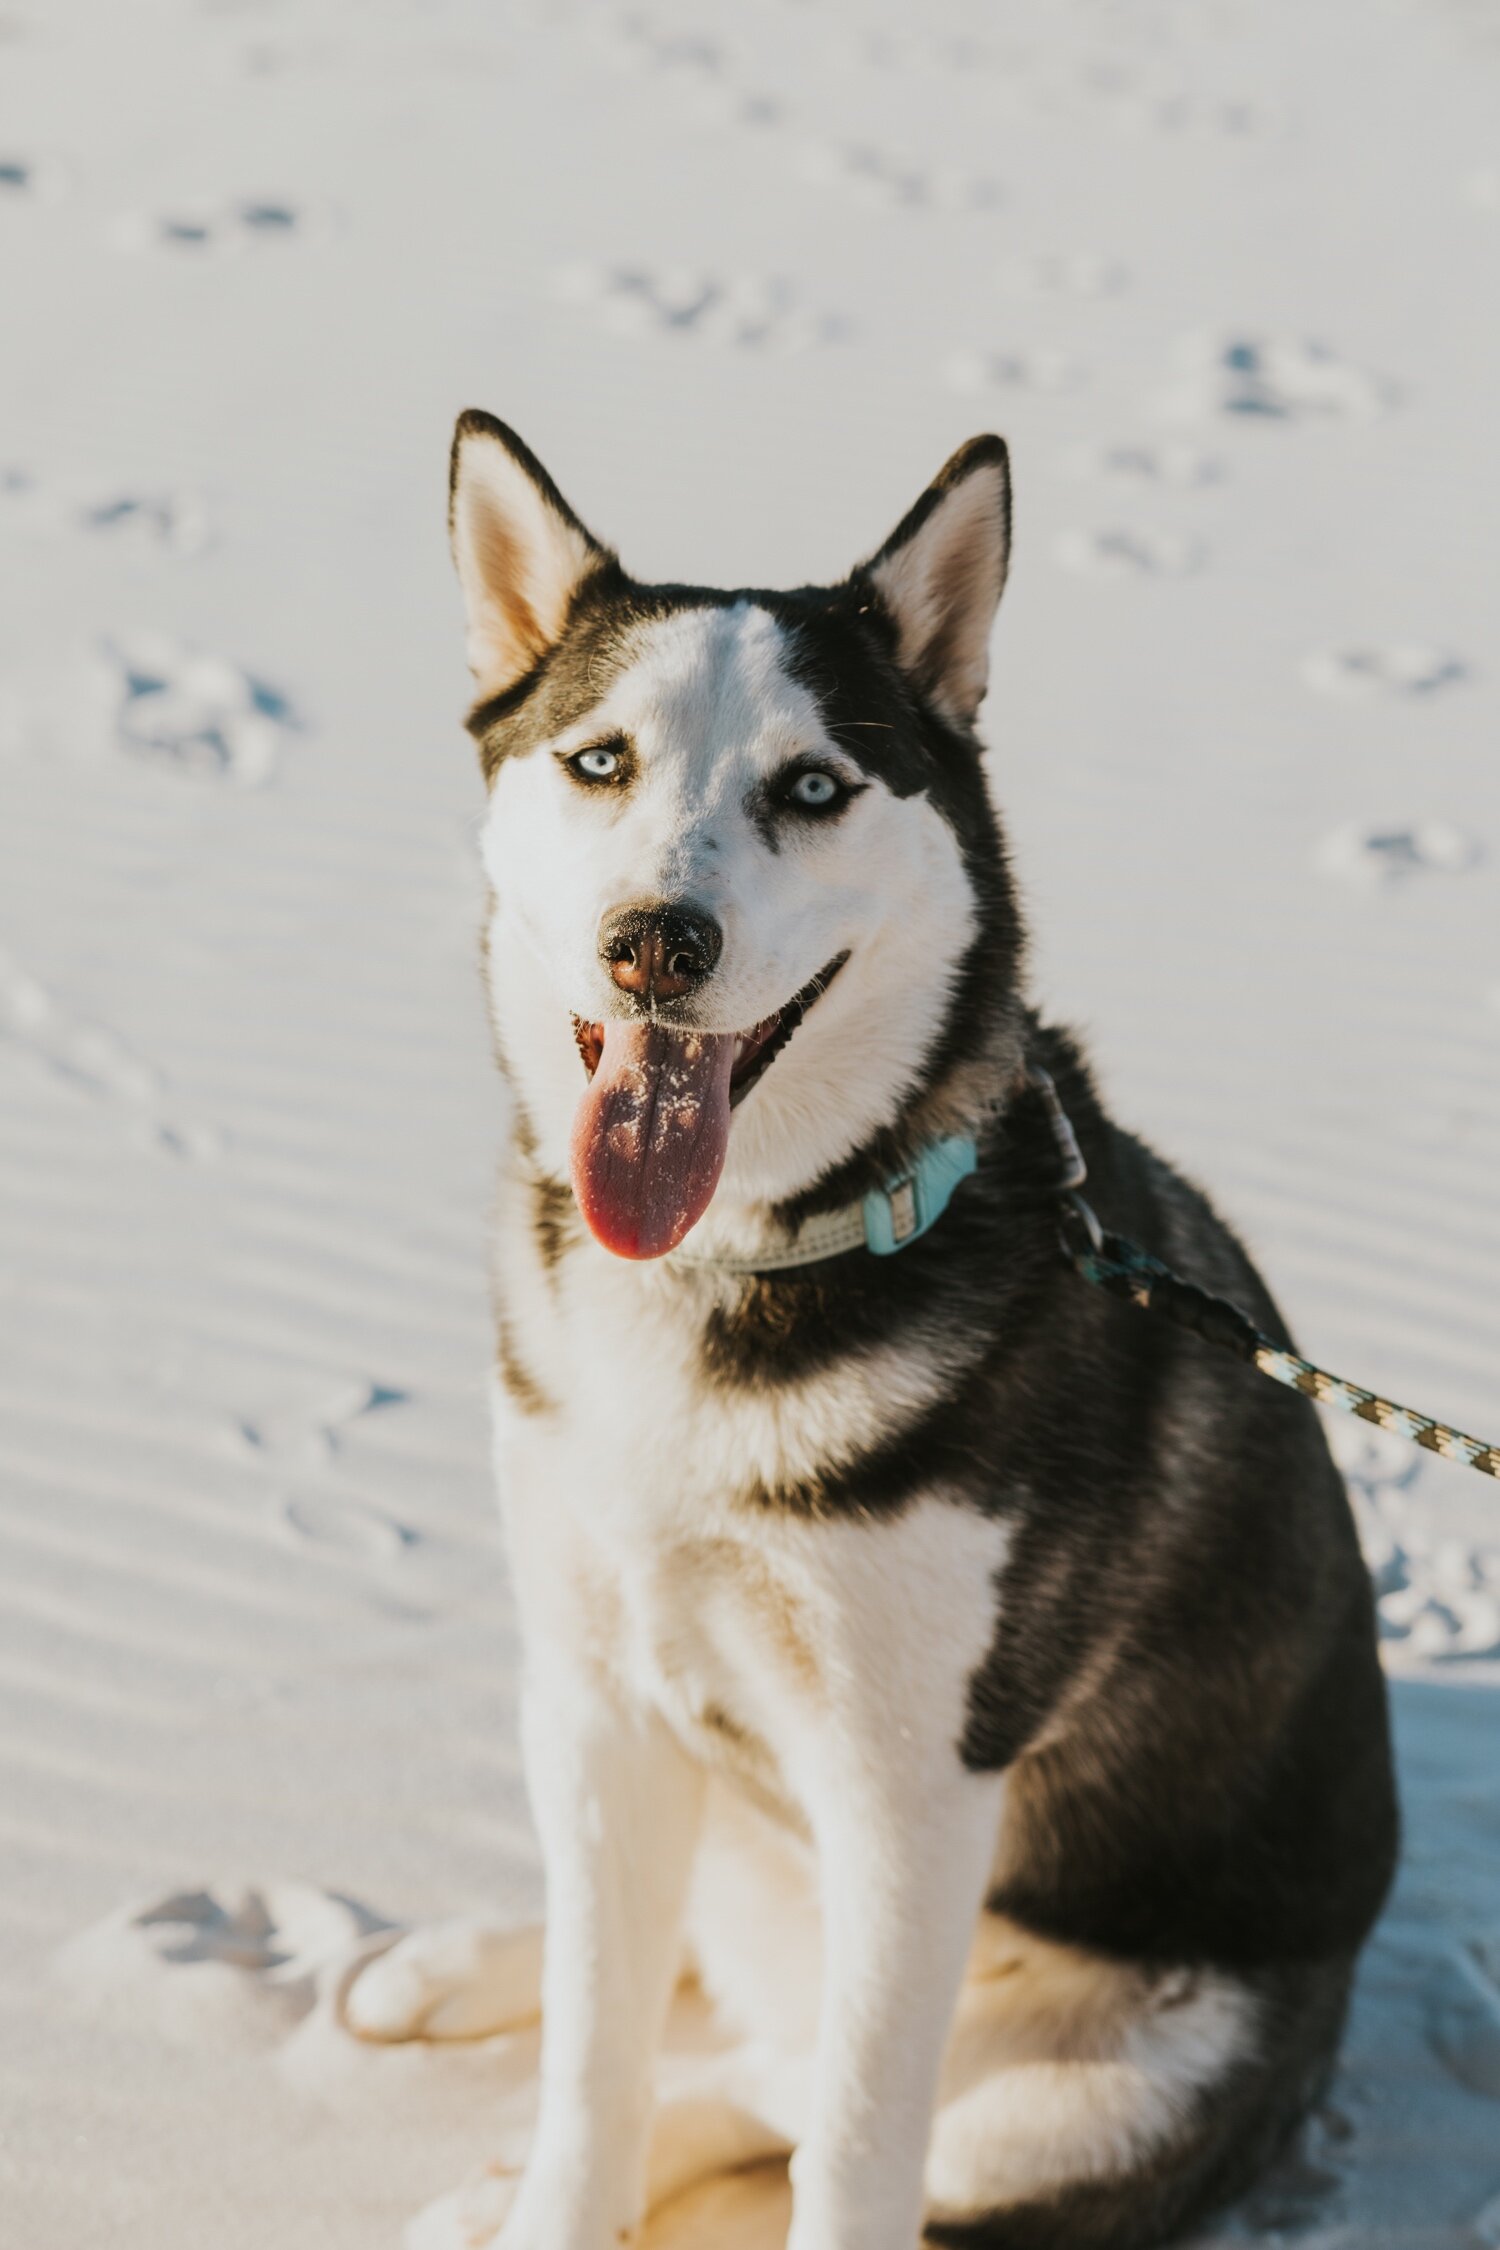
<box><xmin>449</xmin><ymin>412</ymin><xmax>611</xmax><ymax>701</ymax></box>
<box><xmin>854</xmin><ymin>435</ymin><xmax>1011</xmax><ymax>730</ymax></box>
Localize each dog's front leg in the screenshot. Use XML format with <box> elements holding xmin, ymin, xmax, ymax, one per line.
<box><xmin>778</xmin><ymin>1510</ymin><xmax>1011</xmax><ymax>2250</ymax></box>
<box><xmin>786</xmin><ymin>1762</ymin><xmax>1002</xmax><ymax>2250</ymax></box>
<box><xmin>501</xmin><ymin>1675</ymin><xmax>705</xmax><ymax>2250</ymax></box>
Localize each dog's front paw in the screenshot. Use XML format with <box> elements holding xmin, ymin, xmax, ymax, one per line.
<box><xmin>406</xmin><ymin>2161</ymin><xmax>521</xmax><ymax>2250</ymax></box>
<box><xmin>347</xmin><ymin>1918</ymin><xmax>543</xmax><ymax>2043</ymax></box>
<box><xmin>408</xmin><ymin>2161</ymin><xmax>636</xmax><ymax>2250</ymax></box>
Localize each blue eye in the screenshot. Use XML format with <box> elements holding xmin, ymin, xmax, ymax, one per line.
<box><xmin>570</xmin><ymin>745</ymin><xmax>620</xmax><ymax>781</ymax></box>
<box><xmin>790</xmin><ymin>770</ymin><xmax>841</xmax><ymax>808</ymax></box>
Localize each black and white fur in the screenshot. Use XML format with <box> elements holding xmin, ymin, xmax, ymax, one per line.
<box><xmin>350</xmin><ymin>415</ymin><xmax>1398</xmax><ymax>2250</ymax></box>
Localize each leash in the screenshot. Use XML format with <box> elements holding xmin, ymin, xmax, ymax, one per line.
<box><xmin>668</xmin><ymin>1056</ymin><xmax>1498</xmax><ymax>1482</ymax></box>
<box><xmin>1030</xmin><ymin>1067</ymin><xmax>1500</xmax><ymax>1483</ymax></box>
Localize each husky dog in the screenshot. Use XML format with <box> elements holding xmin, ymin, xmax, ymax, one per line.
<box><xmin>351</xmin><ymin>416</ymin><xmax>1397</xmax><ymax>2249</ymax></box>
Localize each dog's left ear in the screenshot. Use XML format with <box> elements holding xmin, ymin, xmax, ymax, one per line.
<box><xmin>449</xmin><ymin>411</ymin><xmax>612</xmax><ymax>701</ymax></box>
<box><xmin>854</xmin><ymin>435</ymin><xmax>1011</xmax><ymax>728</ymax></box>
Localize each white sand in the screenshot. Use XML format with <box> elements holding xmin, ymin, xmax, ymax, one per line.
<box><xmin>1</xmin><ymin>0</ymin><xmax>1498</xmax><ymax>2241</ymax></box>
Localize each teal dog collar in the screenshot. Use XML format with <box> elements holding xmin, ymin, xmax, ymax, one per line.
<box><xmin>668</xmin><ymin>1134</ymin><xmax>978</xmax><ymax>1276</ymax></box>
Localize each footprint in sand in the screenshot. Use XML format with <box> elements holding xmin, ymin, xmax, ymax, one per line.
<box><xmin>235</xmin><ymin>1377</ymin><xmax>410</xmax><ymax>1475</ymax></box>
<box><xmin>1065</xmin><ymin>439</ymin><xmax>1223</xmax><ymax>486</ymax></box>
<box><xmin>1327</xmin><ymin>1415</ymin><xmax>1425</xmax><ymax>1500</ymax></box>
<box><xmin>96</xmin><ymin>632</ymin><xmax>297</xmax><ymax>785</ymax></box>
<box><xmin>1300</xmin><ymin>646</ymin><xmax>1468</xmax><ymax>700</ymax></box>
<box><xmin>944</xmin><ymin>347</ymin><xmax>1087</xmax><ymax>395</ymax></box>
<box><xmin>797</xmin><ymin>140</ymin><xmax>999</xmax><ymax>212</ymax></box>
<box><xmin>112</xmin><ymin>197</ymin><xmax>313</xmax><ymax>256</ymax></box>
<box><xmin>1162</xmin><ymin>334</ymin><xmax>1396</xmax><ymax>423</ymax></box>
<box><xmin>1333</xmin><ymin>1427</ymin><xmax>1500</xmax><ymax>1656</ymax></box>
<box><xmin>58</xmin><ymin>1885</ymin><xmax>540</xmax><ymax>2159</ymax></box>
<box><xmin>1315</xmin><ymin>820</ymin><xmax>1482</xmax><ymax>886</ymax></box>
<box><xmin>77</xmin><ymin>488</ymin><xmax>210</xmax><ymax>553</ymax></box>
<box><xmin>551</xmin><ymin>264</ymin><xmax>846</xmax><ymax>352</ymax></box>
<box><xmin>57</xmin><ymin>1883</ymin><xmax>397</xmax><ymax>2052</ymax></box>
<box><xmin>1070</xmin><ymin>62</ymin><xmax>1273</xmax><ymax>141</ymax></box>
<box><xmin>276</xmin><ymin>1492</ymin><xmax>421</xmax><ymax>1565</ymax></box>
<box><xmin>233</xmin><ymin>1383</ymin><xmax>467</xmax><ymax>1584</ymax></box>
<box><xmin>1376</xmin><ymin>1531</ymin><xmax>1500</xmax><ymax>1663</ymax></box>
<box><xmin>1052</xmin><ymin>527</ymin><xmax>1205</xmax><ymax>578</ymax></box>
<box><xmin>0</xmin><ymin>947</ymin><xmax>222</xmax><ymax>1158</ymax></box>
<box><xmin>1</xmin><ymin>470</ymin><xmax>209</xmax><ymax>554</ymax></box>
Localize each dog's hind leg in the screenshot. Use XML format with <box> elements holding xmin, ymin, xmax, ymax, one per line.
<box><xmin>344</xmin><ymin>1918</ymin><xmax>544</xmax><ymax>2042</ymax></box>
<box><xmin>920</xmin><ymin>1929</ymin><xmax>1351</xmax><ymax>2249</ymax></box>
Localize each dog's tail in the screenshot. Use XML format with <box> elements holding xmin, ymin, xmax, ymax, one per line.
<box><xmin>922</xmin><ymin>1959</ymin><xmax>1352</xmax><ymax>2250</ymax></box>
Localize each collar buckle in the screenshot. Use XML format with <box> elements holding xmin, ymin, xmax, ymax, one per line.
<box><xmin>861</xmin><ymin>1135</ymin><xmax>978</xmax><ymax>1256</ymax></box>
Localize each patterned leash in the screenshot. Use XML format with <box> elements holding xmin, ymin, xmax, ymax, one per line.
<box><xmin>1030</xmin><ymin>1069</ymin><xmax>1500</xmax><ymax>1483</ymax></box>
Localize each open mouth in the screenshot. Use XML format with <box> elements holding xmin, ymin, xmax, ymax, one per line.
<box><xmin>567</xmin><ymin>954</ymin><xmax>847</xmax><ymax>1261</ymax></box>
<box><xmin>571</xmin><ymin>953</ymin><xmax>846</xmax><ymax>1108</ymax></box>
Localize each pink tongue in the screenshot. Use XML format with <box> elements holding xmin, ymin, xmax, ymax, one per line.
<box><xmin>570</xmin><ymin>1020</ymin><xmax>736</xmax><ymax>1259</ymax></box>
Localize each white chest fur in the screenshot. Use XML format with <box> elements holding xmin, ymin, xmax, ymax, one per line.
<box><xmin>491</xmin><ymin>1172</ymin><xmax>1011</xmax><ymax>1831</ymax></box>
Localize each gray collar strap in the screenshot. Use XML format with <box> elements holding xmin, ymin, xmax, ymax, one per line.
<box><xmin>668</xmin><ymin>1133</ymin><xmax>979</xmax><ymax>1276</ymax></box>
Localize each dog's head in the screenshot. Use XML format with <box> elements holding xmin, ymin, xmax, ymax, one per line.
<box><xmin>451</xmin><ymin>413</ymin><xmax>1024</xmax><ymax>1259</ymax></box>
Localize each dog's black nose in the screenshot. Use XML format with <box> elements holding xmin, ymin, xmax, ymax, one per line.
<box><xmin>599</xmin><ymin>901</ymin><xmax>723</xmax><ymax>1004</ymax></box>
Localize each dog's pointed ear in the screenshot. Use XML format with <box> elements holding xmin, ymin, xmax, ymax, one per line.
<box><xmin>449</xmin><ymin>411</ymin><xmax>611</xmax><ymax>700</ymax></box>
<box><xmin>854</xmin><ymin>436</ymin><xmax>1011</xmax><ymax>728</ymax></box>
